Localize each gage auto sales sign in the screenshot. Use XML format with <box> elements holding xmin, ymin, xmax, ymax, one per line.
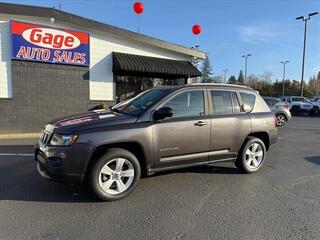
<box><xmin>11</xmin><ymin>21</ymin><xmax>90</xmax><ymax>66</ymax></box>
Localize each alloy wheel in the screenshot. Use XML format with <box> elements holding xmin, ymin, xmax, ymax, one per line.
<box><xmin>98</xmin><ymin>158</ymin><xmax>135</xmax><ymax>195</ymax></box>
<box><xmin>276</xmin><ymin>115</ymin><xmax>286</xmax><ymax>126</ymax></box>
<box><xmin>245</xmin><ymin>143</ymin><xmax>264</xmax><ymax>169</ymax></box>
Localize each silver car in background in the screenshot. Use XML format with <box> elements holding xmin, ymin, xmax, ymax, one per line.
<box><xmin>263</xmin><ymin>97</ymin><xmax>292</xmax><ymax>127</ymax></box>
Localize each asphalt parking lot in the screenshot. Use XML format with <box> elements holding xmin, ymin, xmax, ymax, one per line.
<box><xmin>0</xmin><ymin>117</ymin><xmax>320</xmax><ymax>240</ymax></box>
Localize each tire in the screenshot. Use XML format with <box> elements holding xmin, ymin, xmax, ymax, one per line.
<box><xmin>90</xmin><ymin>148</ymin><xmax>141</xmax><ymax>201</ymax></box>
<box><xmin>235</xmin><ymin>137</ymin><xmax>266</xmax><ymax>174</ymax></box>
<box><xmin>309</xmin><ymin>107</ymin><xmax>319</xmax><ymax>116</ymax></box>
<box><xmin>276</xmin><ymin>113</ymin><xmax>287</xmax><ymax>127</ymax></box>
<box><xmin>291</xmin><ymin>106</ymin><xmax>299</xmax><ymax>116</ymax></box>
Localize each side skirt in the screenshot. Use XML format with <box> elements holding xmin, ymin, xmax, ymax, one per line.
<box><xmin>147</xmin><ymin>157</ymin><xmax>237</xmax><ymax>175</ymax></box>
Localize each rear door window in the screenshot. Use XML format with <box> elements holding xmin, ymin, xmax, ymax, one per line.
<box><xmin>211</xmin><ymin>90</ymin><xmax>241</xmax><ymax>114</ymax></box>
<box><xmin>240</xmin><ymin>92</ymin><xmax>256</xmax><ymax>110</ymax></box>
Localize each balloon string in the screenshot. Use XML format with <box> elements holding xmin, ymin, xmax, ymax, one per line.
<box><xmin>138</xmin><ymin>15</ymin><xmax>140</xmax><ymax>33</ymax></box>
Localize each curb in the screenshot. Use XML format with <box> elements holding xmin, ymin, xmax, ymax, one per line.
<box><xmin>0</xmin><ymin>133</ymin><xmax>39</xmax><ymax>140</ymax></box>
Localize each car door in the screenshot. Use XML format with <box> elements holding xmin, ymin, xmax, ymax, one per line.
<box><xmin>152</xmin><ymin>88</ymin><xmax>211</xmax><ymax>169</ymax></box>
<box><xmin>209</xmin><ymin>89</ymin><xmax>251</xmax><ymax>161</ymax></box>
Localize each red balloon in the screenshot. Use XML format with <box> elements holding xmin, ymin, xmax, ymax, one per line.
<box><xmin>133</xmin><ymin>2</ymin><xmax>144</xmax><ymax>15</ymax></box>
<box><xmin>192</xmin><ymin>24</ymin><xmax>202</xmax><ymax>35</ymax></box>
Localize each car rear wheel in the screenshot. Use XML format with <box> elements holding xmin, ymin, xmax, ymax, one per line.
<box><xmin>90</xmin><ymin>148</ymin><xmax>141</xmax><ymax>201</ymax></box>
<box><xmin>235</xmin><ymin>137</ymin><xmax>266</xmax><ymax>173</ymax></box>
<box><xmin>309</xmin><ymin>107</ymin><xmax>319</xmax><ymax>116</ymax></box>
<box><xmin>276</xmin><ymin>114</ymin><xmax>287</xmax><ymax>127</ymax></box>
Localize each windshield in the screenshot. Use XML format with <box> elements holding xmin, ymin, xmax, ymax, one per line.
<box><xmin>292</xmin><ymin>97</ymin><xmax>306</xmax><ymax>102</ymax></box>
<box><xmin>111</xmin><ymin>88</ymin><xmax>174</xmax><ymax>116</ymax></box>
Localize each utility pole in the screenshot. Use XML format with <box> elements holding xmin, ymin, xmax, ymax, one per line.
<box><xmin>242</xmin><ymin>54</ymin><xmax>252</xmax><ymax>84</ymax></box>
<box><xmin>296</xmin><ymin>12</ymin><xmax>318</xmax><ymax>96</ymax></box>
<box><xmin>222</xmin><ymin>69</ymin><xmax>229</xmax><ymax>83</ymax></box>
<box><xmin>280</xmin><ymin>61</ymin><xmax>290</xmax><ymax>97</ymax></box>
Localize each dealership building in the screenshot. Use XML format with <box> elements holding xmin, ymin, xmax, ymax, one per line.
<box><xmin>0</xmin><ymin>2</ymin><xmax>205</xmax><ymax>133</ymax></box>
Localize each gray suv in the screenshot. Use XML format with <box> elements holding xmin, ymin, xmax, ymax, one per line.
<box><xmin>35</xmin><ymin>84</ymin><xmax>277</xmax><ymax>201</ymax></box>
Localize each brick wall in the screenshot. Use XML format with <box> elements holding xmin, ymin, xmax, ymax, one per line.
<box><xmin>0</xmin><ymin>61</ymin><xmax>114</xmax><ymax>133</ymax></box>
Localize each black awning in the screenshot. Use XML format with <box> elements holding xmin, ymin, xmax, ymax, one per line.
<box><xmin>112</xmin><ymin>52</ymin><xmax>201</xmax><ymax>78</ymax></box>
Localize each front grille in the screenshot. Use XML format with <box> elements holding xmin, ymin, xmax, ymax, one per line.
<box><xmin>39</xmin><ymin>130</ymin><xmax>52</xmax><ymax>145</ymax></box>
<box><xmin>302</xmin><ymin>104</ymin><xmax>312</xmax><ymax>109</ymax></box>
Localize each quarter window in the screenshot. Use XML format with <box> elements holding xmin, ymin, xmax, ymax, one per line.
<box><xmin>164</xmin><ymin>90</ymin><xmax>205</xmax><ymax>118</ymax></box>
<box><xmin>240</xmin><ymin>92</ymin><xmax>256</xmax><ymax>110</ymax></box>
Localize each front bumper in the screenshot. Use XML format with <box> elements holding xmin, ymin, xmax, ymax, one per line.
<box><xmin>290</xmin><ymin>105</ymin><xmax>313</xmax><ymax>113</ymax></box>
<box><xmin>35</xmin><ymin>143</ymin><xmax>95</xmax><ymax>184</ymax></box>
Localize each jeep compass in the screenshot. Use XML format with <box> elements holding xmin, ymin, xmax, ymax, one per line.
<box><xmin>35</xmin><ymin>84</ymin><xmax>277</xmax><ymax>201</ymax></box>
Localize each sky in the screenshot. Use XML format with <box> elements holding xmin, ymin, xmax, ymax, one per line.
<box><xmin>3</xmin><ymin>0</ymin><xmax>320</xmax><ymax>82</ymax></box>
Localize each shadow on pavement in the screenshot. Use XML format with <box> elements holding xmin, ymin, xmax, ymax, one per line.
<box><xmin>305</xmin><ymin>156</ymin><xmax>320</xmax><ymax>166</ymax></box>
<box><xmin>0</xmin><ymin>155</ymin><xmax>239</xmax><ymax>202</ymax></box>
<box><xmin>0</xmin><ymin>156</ymin><xmax>100</xmax><ymax>203</ymax></box>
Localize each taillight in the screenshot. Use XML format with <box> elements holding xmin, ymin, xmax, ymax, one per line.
<box><xmin>283</xmin><ymin>104</ymin><xmax>289</xmax><ymax>109</ymax></box>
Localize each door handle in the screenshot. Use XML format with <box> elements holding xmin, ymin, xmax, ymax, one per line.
<box><xmin>194</xmin><ymin>121</ymin><xmax>208</xmax><ymax>126</ymax></box>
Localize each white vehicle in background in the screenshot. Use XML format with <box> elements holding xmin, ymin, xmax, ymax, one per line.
<box><xmin>312</xmin><ymin>97</ymin><xmax>320</xmax><ymax>112</ymax></box>
<box><xmin>263</xmin><ymin>97</ymin><xmax>292</xmax><ymax>127</ymax></box>
<box><xmin>282</xmin><ymin>96</ymin><xmax>318</xmax><ymax>116</ymax></box>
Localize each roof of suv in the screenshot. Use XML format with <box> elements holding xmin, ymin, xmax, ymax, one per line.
<box><xmin>188</xmin><ymin>83</ymin><xmax>254</xmax><ymax>90</ymax></box>
<box><xmin>151</xmin><ymin>83</ymin><xmax>257</xmax><ymax>93</ymax></box>
<box><xmin>173</xmin><ymin>83</ymin><xmax>256</xmax><ymax>93</ymax></box>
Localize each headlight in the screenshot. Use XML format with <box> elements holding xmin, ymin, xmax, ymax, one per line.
<box><xmin>50</xmin><ymin>134</ymin><xmax>78</xmax><ymax>146</ymax></box>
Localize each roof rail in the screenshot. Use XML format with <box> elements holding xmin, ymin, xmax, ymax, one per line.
<box><xmin>188</xmin><ymin>83</ymin><xmax>254</xmax><ymax>90</ymax></box>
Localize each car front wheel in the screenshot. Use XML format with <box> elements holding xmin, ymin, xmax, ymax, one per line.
<box><xmin>235</xmin><ymin>137</ymin><xmax>266</xmax><ymax>173</ymax></box>
<box><xmin>90</xmin><ymin>148</ymin><xmax>141</xmax><ymax>201</ymax></box>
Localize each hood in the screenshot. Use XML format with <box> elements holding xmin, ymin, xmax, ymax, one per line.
<box><xmin>46</xmin><ymin>110</ymin><xmax>137</xmax><ymax>134</ymax></box>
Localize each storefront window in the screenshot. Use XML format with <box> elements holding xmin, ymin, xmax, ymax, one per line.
<box><xmin>115</xmin><ymin>75</ymin><xmax>186</xmax><ymax>101</ymax></box>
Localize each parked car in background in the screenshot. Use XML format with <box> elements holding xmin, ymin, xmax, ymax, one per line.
<box><xmin>35</xmin><ymin>84</ymin><xmax>277</xmax><ymax>201</ymax></box>
<box><xmin>263</xmin><ymin>97</ymin><xmax>291</xmax><ymax>127</ymax></box>
<box><xmin>282</xmin><ymin>96</ymin><xmax>317</xmax><ymax>116</ymax></box>
<box><xmin>311</xmin><ymin>97</ymin><xmax>320</xmax><ymax>115</ymax></box>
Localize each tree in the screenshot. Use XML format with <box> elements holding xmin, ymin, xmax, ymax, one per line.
<box><xmin>248</xmin><ymin>74</ymin><xmax>260</xmax><ymax>87</ymax></box>
<box><xmin>228</xmin><ymin>75</ymin><xmax>237</xmax><ymax>84</ymax></box>
<box><xmin>308</xmin><ymin>72</ymin><xmax>320</xmax><ymax>96</ymax></box>
<box><xmin>212</xmin><ymin>75</ymin><xmax>223</xmax><ymax>83</ymax></box>
<box><xmin>259</xmin><ymin>71</ymin><xmax>273</xmax><ymax>83</ymax></box>
<box><xmin>237</xmin><ymin>70</ymin><xmax>245</xmax><ymax>85</ymax></box>
<box><xmin>200</xmin><ymin>54</ymin><xmax>213</xmax><ymax>83</ymax></box>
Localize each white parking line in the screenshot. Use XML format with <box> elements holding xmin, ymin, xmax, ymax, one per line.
<box><xmin>0</xmin><ymin>153</ymin><xmax>34</xmax><ymax>156</ymax></box>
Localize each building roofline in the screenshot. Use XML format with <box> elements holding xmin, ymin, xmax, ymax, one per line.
<box><xmin>0</xmin><ymin>2</ymin><xmax>206</xmax><ymax>59</ymax></box>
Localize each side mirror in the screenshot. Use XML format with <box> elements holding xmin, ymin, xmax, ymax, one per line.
<box><xmin>243</xmin><ymin>104</ymin><xmax>252</xmax><ymax>113</ymax></box>
<box><xmin>153</xmin><ymin>107</ymin><xmax>173</xmax><ymax>121</ymax></box>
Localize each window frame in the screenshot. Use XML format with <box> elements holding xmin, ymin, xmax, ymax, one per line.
<box><xmin>154</xmin><ymin>88</ymin><xmax>209</xmax><ymax>120</ymax></box>
<box><xmin>208</xmin><ymin>89</ymin><xmax>244</xmax><ymax>116</ymax></box>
